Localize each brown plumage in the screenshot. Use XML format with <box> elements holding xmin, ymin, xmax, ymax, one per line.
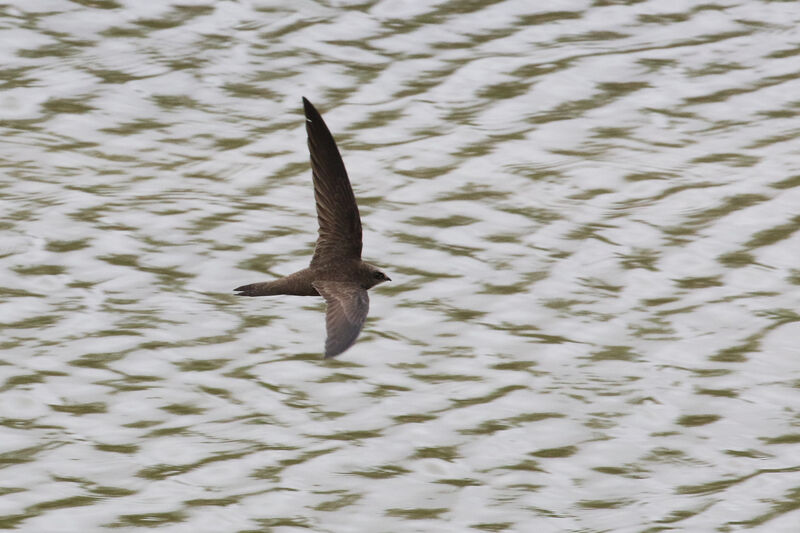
<box><xmin>235</xmin><ymin>97</ymin><xmax>390</xmax><ymax>358</ymax></box>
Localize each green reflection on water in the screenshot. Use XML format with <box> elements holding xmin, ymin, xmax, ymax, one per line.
<box><xmin>530</xmin><ymin>445</ymin><xmax>577</xmax><ymax>458</ymax></box>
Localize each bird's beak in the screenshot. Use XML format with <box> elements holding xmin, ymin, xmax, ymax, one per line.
<box><xmin>386</xmin><ymin>276</ymin><xmax>392</xmax><ymax>282</ymax></box>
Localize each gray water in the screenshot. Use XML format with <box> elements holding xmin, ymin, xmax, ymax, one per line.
<box><xmin>1</xmin><ymin>1</ymin><xmax>799</xmax><ymax>531</ymax></box>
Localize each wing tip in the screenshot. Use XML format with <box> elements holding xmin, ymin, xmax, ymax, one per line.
<box><xmin>302</xmin><ymin>97</ymin><xmax>317</xmax><ymax>119</ymax></box>
<box><xmin>323</xmin><ymin>340</ymin><xmax>356</xmax><ymax>359</ymax></box>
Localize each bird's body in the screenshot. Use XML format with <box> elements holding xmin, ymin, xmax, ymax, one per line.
<box><xmin>235</xmin><ymin>98</ymin><xmax>390</xmax><ymax>358</ymax></box>
<box><xmin>235</xmin><ymin>260</ymin><xmax>386</xmax><ymax>297</ymax></box>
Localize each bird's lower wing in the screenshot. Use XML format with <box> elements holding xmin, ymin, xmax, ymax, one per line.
<box><xmin>312</xmin><ymin>281</ymin><xmax>369</xmax><ymax>358</ymax></box>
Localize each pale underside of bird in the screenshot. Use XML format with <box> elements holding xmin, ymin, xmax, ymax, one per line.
<box><xmin>234</xmin><ymin>98</ymin><xmax>390</xmax><ymax>358</ymax></box>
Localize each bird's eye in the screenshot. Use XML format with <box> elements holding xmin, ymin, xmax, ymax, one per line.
<box><xmin>373</xmin><ymin>272</ymin><xmax>384</xmax><ymax>279</ymax></box>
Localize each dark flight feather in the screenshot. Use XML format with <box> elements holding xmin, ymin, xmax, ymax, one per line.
<box><xmin>303</xmin><ymin>97</ymin><xmax>363</xmax><ymax>266</ymax></box>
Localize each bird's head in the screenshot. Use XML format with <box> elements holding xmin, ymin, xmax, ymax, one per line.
<box><xmin>362</xmin><ymin>263</ymin><xmax>391</xmax><ymax>289</ymax></box>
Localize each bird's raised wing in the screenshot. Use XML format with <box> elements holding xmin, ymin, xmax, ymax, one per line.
<box><xmin>303</xmin><ymin>97</ymin><xmax>362</xmax><ymax>267</ymax></box>
<box><xmin>312</xmin><ymin>281</ymin><xmax>369</xmax><ymax>358</ymax></box>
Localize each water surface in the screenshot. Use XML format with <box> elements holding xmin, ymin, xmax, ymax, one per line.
<box><xmin>1</xmin><ymin>1</ymin><xmax>799</xmax><ymax>531</ymax></box>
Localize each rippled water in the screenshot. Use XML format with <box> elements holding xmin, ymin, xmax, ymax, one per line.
<box><xmin>2</xmin><ymin>1</ymin><xmax>799</xmax><ymax>531</ymax></box>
